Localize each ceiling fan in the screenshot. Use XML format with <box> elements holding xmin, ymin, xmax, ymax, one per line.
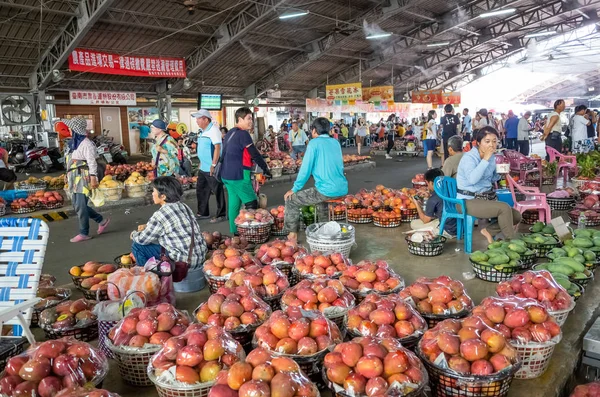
<box><xmin>170</xmin><ymin>0</ymin><xmax>220</xmax><ymax>15</ymax></box>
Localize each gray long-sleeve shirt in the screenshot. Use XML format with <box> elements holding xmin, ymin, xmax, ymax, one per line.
<box><xmin>517</xmin><ymin>118</ymin><xmax>530</xmax><ymax>141</ymax></box>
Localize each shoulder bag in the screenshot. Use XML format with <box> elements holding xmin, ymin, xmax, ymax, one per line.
<box><xmin>153</xmin><ymin>135</ymin><xmax>170</xmax><ymax>178</ymax></box>
<box><xmin>214</xmin><ymin>130</ymin><xmax>237</xmax><ymax>183</ymax></box>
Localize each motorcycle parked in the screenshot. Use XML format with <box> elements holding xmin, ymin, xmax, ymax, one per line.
<box><xmin>9</xmin><ymin>142</ymin><xmax>64</xmax><ymax>173</ymax></box>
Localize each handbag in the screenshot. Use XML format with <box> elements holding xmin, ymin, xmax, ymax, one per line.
<box><xmin>149</xmin><ymin>207</ymin><xmax>196</xmax><ymax>283</ymax></box>
<box><xmin>153</xmin><ymin>135</ymin><xmax>170</xmax><ymax>178</ymax></box>
<box><xmin>214</xmin><ymin>130</ymin><xmax>237</xmax><ymax>183</ymax></box>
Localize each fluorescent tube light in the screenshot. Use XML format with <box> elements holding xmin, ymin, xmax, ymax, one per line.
<box><xmin>524</xmin><ymin>31</ymin><xmax>556</xmax><ymax>38</ymax></box>
<box><xmin>479</xmin><ymin>8</ymin><xmax>516</xmax><ymax>18</ymax></box>
<box><xmin>366</xmin><ymin>32</ymin><xmax>392</xmax><ymax>39</ymax></box>
<box><xmin>427</xmin><ymin>42</ymin><xmax>450</xmax><ymax>47</ymax></box>
<box><xmin>279</xmin><ymin>10</ymin><xmax>309</xmax><ymax>19</ymax></box>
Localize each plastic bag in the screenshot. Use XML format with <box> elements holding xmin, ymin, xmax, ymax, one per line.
<box><xmin>224</xmin><ymin>264</ymin><xmax>289</xmax><ymax>298</ymax></box>
<box><xmin>472</xmin><ymin>296</ymin><xmax>562</xmax><ymax>345</ymax></box>
<box><xmin>107</xmin><ymin>266</ymin><xmax>161</xmax><ymax>303</ymax></box>
<box><xmin>293</xmin><ymin>251</ymin><xmax>351</xmax><ymax>279</ymax></box>
<box><xmin>234</xmin><ymin>208</ymin><xmax>273</xmax><ymax>226</ymax></box>
<box><xmin>346</xmin><ymin>293</ymin><xmax>427</xmax><ymax>340</ymax></box>
<box><xmin>255</xmin><ymin>239</ymin><xmax>307</xmax><ymax>266</ymax></box>
<box><xmin>34</xmin><ymin>287</ymin><xmax>71</xmax><ymax>312</ymax></box>
<box><xmin>108</xmin><ymin>303</ymin><xmax>191</xmax><ymax>349</ymax></box>
<box><xmin>92</xmin><ymin>292</ymin><xmax>145</xmax><ymax>322</ymax></box>
<box><xmin>253</xmin><ymin>306</ymin><xmax>342</xmax><ymax>356</ymax></box>
<box><xmin>419</xmin><ymin>317</ymin><xmax>520</xmax><ymax>376</ymax></box>
<box><xmin>89</xmin><ymin>189</ymin><xmax>105</xmax><ymax>207</ymax></box>
<box><xmin>496</xmin><ymin>270</ymin><xmax>574</xmax><ymax>312</ymax></box>
<box><xmin>202</xmin><ymin>249</ymin><xmax>259</xmax><ymax>277</ymax></box>
<box><xmin>340</xmin><ymin>259</ymin><xmax>404</xmax><ymax>295</ymax></box>
<box><xmin>56</xmin><ymin>386</ymin><xmax>121</xmax><ymax>397</ymax></box>
<box><xmin>398</xmin><ymin>276</ymin><xmax>474</xmax><ymax>317</ymax></box>
<box><xmin>324</xmin><ymin>336</ymin><xmax>428</xmax><ymax>396</ymax></box>
<box><xmin>281</xmin><ymin>279</ymin><xmax>355</xmax><ymax>316</ymax></box>
<box><xmin>39</xmin><ymin>299</ymin><xmax>97</xmax><ymax>331</ymax></box>
<box><xmin>570</xmin><ymin>381</ymin><xmax>600</xmax><ymax>397</ymax></box>
<box><xmin>39</xmin><ymin>274</ymin><xmax>56</xmax><ymax>287</ymax></box>
<box><xmin>0</xmin><ymin>337</ymin><xmax>108</xmax><ymax>397</ymax></box>
<box><xmin>208</xmin><ymin>346</ymin><xmax>320</xmax><ymax>397</ymax></box>
<box><xmin>194</xmin><ymin>286</ymin><xmax>271</xmax><ymax>332</ymax></box>
<box><xmin>149</xmin><ymin>325</ymin><xmax>245</xmax><ymax>385</ymax></box>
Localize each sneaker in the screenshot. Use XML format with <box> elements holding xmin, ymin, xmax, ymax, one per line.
<box><xmin>70</xmin><ymin>234</ymin><xmax>92</xmax><ymax>243</ymax></box>
<box><xmin>385</xmin><ymin>154</ymin><xmax>392</xmax><ymax>159</ymax></box>
<box><xmin>97</xmin><ymin>218</ymin><xmax>110</xmax><ymax>235</ymax></box>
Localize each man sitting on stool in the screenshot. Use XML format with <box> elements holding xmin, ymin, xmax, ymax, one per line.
<box><xmin>284</xmin><ymin>117</ymin><xmax>348</xmax><ymax>235</ymax></box>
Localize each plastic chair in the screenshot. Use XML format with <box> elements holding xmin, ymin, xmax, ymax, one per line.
<box><xmin>506</xmin><ymin>176</ymin><xmax>551</xmax><ymax>223</ymax></box>
<box><xmin>546</xmin><ymin>146</ymin><xmax>577</xmax><ymax>184</ymax></box>
<box><xmin>433</xmin><ymin>177</ymin><xmax>476</xmax><ymax>254</ymax></box>
<box><xmin>503</xmin><ymin>150</ymin><xmax>542</xmax><ymax>187</ymax></box>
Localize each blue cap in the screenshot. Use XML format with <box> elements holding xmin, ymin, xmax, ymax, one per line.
<box><xmin>151</xmin><ymin>119</ymin><xmax>167</xmax><ymax>131</ymax></box>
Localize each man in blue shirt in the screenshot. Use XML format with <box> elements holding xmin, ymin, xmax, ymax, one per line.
<box><xmin>283</xmin><ymin>117</ymin><xmax>348</xmax><ymax>233</ymax></box>
<box><xmin>461</xmin><ymin>108</ymin><xmax>472</xmax><ymax>141</ymax></box>
<box><xmin>504</xmin><ymin>110</ymin><xmax>519</xmax><ymax>150</ymax></box>
<box><xmin>138</xmin><ymin>122</ymin><xmax>150</xmax><ymax>154</ymax></box>
<box><xmin>410</xmin><ymin>168</ymin><xmax>456</xmax><ymax>237</ymax></box>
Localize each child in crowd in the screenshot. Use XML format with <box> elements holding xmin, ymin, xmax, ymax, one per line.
<box><xmin>409</xmin><ymin>168</ymin><xmax>456</xmax><ymax>238</ymax></box>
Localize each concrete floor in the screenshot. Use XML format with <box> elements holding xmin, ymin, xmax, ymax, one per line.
<box><xmin>32</xmin><ymin>143</ymin><xmax>594</xmax><ymax>397</ymax></box>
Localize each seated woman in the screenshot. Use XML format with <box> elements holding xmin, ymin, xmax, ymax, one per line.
<box><xmin>130</xmin><ymin>176</ymin><xmax>207</xmax><ymax>267</ymax></box>
<box><xmin>456</xmin><ymin>126</ymin><xmax>521</xmax><ymax>243</ymax></box>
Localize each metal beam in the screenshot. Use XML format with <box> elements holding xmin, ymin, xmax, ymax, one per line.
<box><xmin>168</xmin><ymin>0</ymin><xmax>289</xmax><ymax>95</ymax></box>
<box><xmin>33</xmin><ymin>0</ymin><xmax>118</xmax><ymax>90</ymax></box>
<box><xmin>48</xmin><ymin>78</ymin><xmax>156</xmax><ymax>94</ymax></box>
<box><xmin>247</xmin><ymin>0</ymin><xmax>416</xmax><ymax>98</ymax></box>
<box><xmin>0</xmin><ymin>0</ymin><xmax>79</xmax><ymax>16</ymax></box>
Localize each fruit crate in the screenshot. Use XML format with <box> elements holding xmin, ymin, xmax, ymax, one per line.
<box><xmin>347</xmin><ymin>212</ymin><xmax>372</xmax><ymax>224</ymax></box>
<box><xmin>405</xmin><ymin>236</ymin><xmax>447</xmax><ymax>256</ymax></box>
<box><xmin>513</xmin><ymin>339</ymin><xmax>560</xmax><ymax>379</ymax></box>
<box><xmin>373</xmin><ymin>214</ymin><xmax>402</xmax><ymax>228</ymax></box>
<box><xmin>109</xmin><ymin>339</ymin><xmax>162</xmax><ymax>386</ymax></box>
<box><xmin>416</xmin><ymin>348</ymin><xmax>521</xmax><ymax>397</ymax></box>
<box><xmin>521</xmin><ymin>210</ymin><xmax>540</xmax><ymax>225</ymax></box>
<box><xmin>547</xmin><ymin>197</ymin><xmax>576</xmax><ymax>211</ymax></box>
<box><xmin>41</xmin><ymin>322</ymin><xmax>99</xmax><ymax>342</ymax></box>
<box><xmin>522</xmin><ymin>237</ymin><xmax>559</xmax><ymax>258</ymax></box>
<box><xmin>0</xmin><ymin>338</ymin><xmax>26</xmax><ymax>373</ymax></box>
<box><xmin>271</xmin><ymin>218</ymin><xmax>287</xmax><ymax>236</ymax></box>
<box><xmin>401</xmin><ymin>208</ymin><xmax>419</xmax><ymax>222</ymax></box>
<box><xmin>569</xmin><ymin>211</ymin><xmax>600</xmax><ymax>227</ymax></box>
<box><xmin>470</xmin><ymin>259</ymin><xmax>519</xmax><ymax>282</ymax></box>
<box><xmin>236</xmin><ymin>222</ymin><xmax>271</xmax><ymax>244</ymax></box>
<box><xmin>518</xmin><ymin>251</ymin><xmax>536</xmax><ymax>270</ymax></box>
<box><xmin>10</xmin><ymin>206</ymin><xmax>36</xmax><ymax>214</ymax></box>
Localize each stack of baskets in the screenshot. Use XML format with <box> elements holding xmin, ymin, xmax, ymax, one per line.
<box><xmin>305</xmin><ymin>222</ymin><xmax>355</xmax><ymax>257</ymax></box>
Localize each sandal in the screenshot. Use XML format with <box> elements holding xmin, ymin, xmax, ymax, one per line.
<box><xmin>210</xmin><ymin>217</ymin><xmax>225</xmax><ymax>223</ymax></box>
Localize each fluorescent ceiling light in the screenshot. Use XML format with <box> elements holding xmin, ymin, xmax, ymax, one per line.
<box><xmin>479</xmin><ymin>8</ymin><xmax>516</xmax><ymax>18</ymax></box>
<box><xmin>279</xmin><ymin>10</ymin><xmax>309</xmax><ymax>19</ymax></box>
<box><xmin>427</xmin><ymin>42</ymin><xmax>450</xmax><ymax>47</ymax></box>
<box><xmin>524</xmin><ymin>31</ymin><xmax>556</xmax><ymax>38</ymax></box>
<box><xmin>366</xmin><ymin>32</ymin><xmax>392</xmax><ymax>39</ymax></box>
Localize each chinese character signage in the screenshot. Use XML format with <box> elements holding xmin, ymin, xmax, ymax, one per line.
<box><xmin>412</xmin><ymin>90</ymin><xmax>461</xmax><ymax>104</ymax></box>
<box><xmin>362</xmin><ymin>86</ymin><xmax>394</xmax><ymax>103</ymax></box>
<box><xmin>69</xmin><ymin>90</ymin><xmax>137</xmax><ymax>106</ymax></box>
<box><xmin>68</xmin><ymin>49</ymin><xmax>186</xmax><ymax>78</ymax></box>
<box><xmin>325</xmin><ymin>82</ymin><xmax>362</xmax><ymax>102</ymax></box>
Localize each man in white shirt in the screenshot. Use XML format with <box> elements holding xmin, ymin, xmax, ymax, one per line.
<box><xmin>517</xmin><ymin>111</ymin><xmax>532</xmax><ymax>156</ymax></box>
<box><xmin>288</xmin><ymin>121</ymin><xmax>309</xmax><ymax>159</ymax></box>
<box><xmin>571</xmin><ymin>105</ymin><xmax>593</xmax><ymax>154</ymax></box>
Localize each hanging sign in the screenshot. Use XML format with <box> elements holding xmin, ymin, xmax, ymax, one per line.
<box><xmin>411</xmin><ymin>90</ymin><xmax>442</xmax><ymax>104</ymax></box>
<box><xmin>325</xmin><ymin>82</ymin><xmax>362</xmax><ymax>102</ymax></box>
<box><xmin>439</xmin><ymin>92</ymin><xmax>462</xmax><ymax>105</ymax></box>
<box><xmin>68</xmin><ymin>49</ymin><xmax>186</xmax><ymax>78</ymax></box>
<box><xmin>362</xmin><ymin>86</ymin><xmax>394</xmax><ymax>103</ymax></box>
<box><xmin>69</xmin><ymin>90</ymin><xmax>137</xmax><ymax>106</ymax></box>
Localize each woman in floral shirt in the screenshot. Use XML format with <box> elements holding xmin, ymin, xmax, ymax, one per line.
<box><xmin>150</xmin><ymin>119</ymin><xmax>179</xmax><ymax>177</ymax></box>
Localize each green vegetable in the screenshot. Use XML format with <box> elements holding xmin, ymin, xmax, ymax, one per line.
<box><xmin>507</xmin><ymin>243</ymin><xmax>527</xmax><ymax>254</ymax></box>
<box><xmin>572</xmin><ymin>272</ymin><xmax>588</xmax><ymax>280</ymax></box>
<box><xmin>553</xmin><ymin>257</ymin><xmax>586</xmax><ymax>272</ymax></box>
<box><xmin>532</xmin><ymin>222</ymin><xmax>545</xmax><ymax>233</ymax></box>
<box><xmin>573</xmin><ymin>237</ymin><xmax>594</xmax><ymax>248</ymax></box>
<box><xmin>470</xmin><ymin>251</ymin><xmax>489</xmax><ymax>263</ymax></box>
<box><xmin>488</xmin><ymin>254</ymin><xmax>510</xmax><ymax>265</ymax></box>
<box><xmin>547</xmin><ymin>263</ymin><xmax>575</xmax><ymax>276</ymax></box>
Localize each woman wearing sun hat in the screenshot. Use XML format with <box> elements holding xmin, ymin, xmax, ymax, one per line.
<box><xmin>64</xmin><ymin>117</ymin><xmax>110</xmax><ymax>243</ymax></box>
<box><xmin>150</xmin><ymin>119</ymin><xmax>179</xmax><ymax>177</ymax></box>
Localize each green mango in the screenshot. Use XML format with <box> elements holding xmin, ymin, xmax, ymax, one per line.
<box><xmin>564</xmin><ymin>239</ymin><xmax>574</xmax><ymax>247</ymax></box>
<box><xmin>470</xmin><ymin>251</ymin><xmax>489</xmax><ymax>263</ymax></box>
<box><xmin>573</xmin><ymin>254</ymin><xmax>586</xmax><ymax>264</ymax></box>
<box><xmin>553</xmin><ymin>257</ymin><xmax>586</xmax><ymax>272</ymax></box>
<box><xmin>572</xmin><ymin>272</ymin><xmax>589</xmax><ymax>280</ymax></box>
<box><xmin>508</xmin><ymin>243</ymin><xmax>527</xmax><ymax>254</ymax></box>
<box><xmin>574</xmin><ymin>229</ymin><xmax>594</xmax><ymax>238</ymax></box>
<box><xmin>506</xmin><ymin>250</ymin><xmax>521</xmax><ymax>261</ymax></box>
<box><xmin>532</xmin><ymin>222</ymin><xmax>545</xmax><ymax>233</ymax></box>
<box><xmin>535</xmin><ymin>264</ymin><xmax>549</xmax><ymax>270</ymax></box>
<box><xmin>488</xmin><ymin>254</ymin><xmax>510</xmax><ymax>265</ymax></box>
<box><xmin>565</xmin><ymin>247</ymin><xmax>582</xmax><ymax>257</ymax></box>
<box><xmin>542</xmin><ymin>226</ymin><xmax>555</xmax><ymax>235</ymax></box>
<box><xmin>585</xmin><ymin>251</ymin><xmax>598</xmax><ymax>261</ymax></box>
<box><xmin>534</xmin><ymin>236</ymin><xmax>546</xmax><ymax>244</ymax></box>
<box><xmin>589</xmin><ymin>246</ymin><xmax>600</xmax><ymax>253</ymax></box>
<box><xmin>486</xmin><ymin>249</ymin><xmax>507</xmax><ymax>258</ymax></box>
<box><xmin>488</xmin><ymin>242</ymin><xmax>503</xmax><ymax>250</ymax></box>
<box><xmin>547</xmin><ymin>263</ymin><xmax>575</xmax><ymax>276</ymax></box>
<box><xmin>554</xmin><ymin>277</ymin><xmax>572</xmax><ymax>290</ymax></box>
<box><xmin>511</xmin><ymin>239</ymin><xmax>527</xmax><ymax>246</ymax></box>
<box><xmin>593</xmin><ymin>237</ymin><xmax>600</xmax><ymax>247</ymax></box>
<box><xmin>508</xmin><ymin>260</ymin><xmax>519</xmax><ymax>267</ymax></box>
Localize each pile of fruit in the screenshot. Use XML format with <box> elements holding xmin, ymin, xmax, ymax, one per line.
<box><xmin>535</xmin><ymin>255</ymin><xmax>592</xmax><ymax>295</ymax></box>
<box><xmin>98</xmin><ymin>177</ymin><xmax>123</xmax><ymax>201</ymax></box>
<box><xmin>209</xmin><ymin>347</ymin><xmax>319</xmax><ymax>397</ymax></box>
<box><xmin>105</xmin><ymin>163</ymin><xmax>154</xmax><ymax>181</ymax></box>
<box><xmin>496</xmin><ymin>270</ymin><xmax>574</xmax><ymax>313</ymax></box>
<box><xmin>203</xmin><ymin>233</ymin><xmax>252</xmax><ymax>251</ymax></box>
<box><xmin>69</xmin><ymin>262</ymin><xmax>117</xmax><ymax>293</ymax></box>
<box><xmin>472</xmin><ymin>296</ymin><xmax>562</xmax><ymax>345</ymax></box>
<box><xmin>372</xmin><ymin>210</ymin><xmax>401</xmax><ymax>226</ymax></box>
<box><xmin>346</xmin><ymin>293</ymin><xmax>427</xmax><ymax>341</ymax></box>
<box><xmin>234</xmin><ymin>209</ymin><xmax>273</xmax><ymax>226</ymax></box>
<box><xmin>30</xmin><ymin>191</ymin><xmax>65</xmax><ymax>209</ymax></box>
<box><xmin>269</xmin><ymin>206</ymin><xmax>285</xmax><ymax>221</ymax></box>
<box><xmin>149</xmin><ymin>325</ymin><xmax>244</xmax><ymax>385</ymax></box>
<box><xmin>224</xmin><ymin>264</ymin><xmax>289</xmax><ymax>299</ymax></box>
<box><xmin>253</xmin><ymin>306</ymin><xmax>342</xmax><ymax>356</ymax></box>
<box><xmin>10</xmin><ymin>196</ymin><xmax>40</xmax><ymax>213</ymax></box>
<box><xmin>203</xmin><ymin>248</ymin><xmax>259</xmax><ymax>278</ymax></box>
<box><xmin>339</xmin><ymin>260</ymin><xmax>404</xmax><ymax>296</ymax></box>
<box><xmin>343</xmin><ymin>155</ymin><xmax>371</xmax><ymax>164</ymax></box>
<box><xmin>470</xmin><ymin>240</ymin><xmax>532</xmax><ymax>272</ymax></box>
<box><xmin>0</xmin><ymin>338</ymin><xmax>108</xmax><ymax>397</ymax></box>
<box><xmin>195</xmin><ymin>286</ymin><xmax>271</xmax><ymax>332</ymax></box>
<box><xmin>399</xmin><ymin>276</ymin><xmax>474</xmax><ymax>318</ymax></box>
<box><xmin>281</xmin><ymin>279</ymin><xmax>355</xmax><ymax>314</ymax></box>
<box><xmin>108</xmin><ymin>303</ymin><xmax>191</xmax><ymax>347</ymax></box>
<box><xmin>521</xmin><ymin>233</ymin><xmax>559</xmax><ymax>247</ymax></box>
<box><xmin>347</xmin><ymin>207</ymin><xmax>375</xmax><ymax>222</ymax></box>
<box><xmin>570</xmin><ymin>381</ymin><xmax>600</xmax><ymax>396</ymax></box>
<box><xmin>530</xmin><ymin>222</ymin><xmax>556</xmax><ymax>235</ymax></box>
<box><xmin>344</xmin><ymin>186</ymin><xmax>421</xmax><ymax>212</ymax></box>
<box><xmin>412</xmin><ymin>173</ymin><xmax>427</xmax><ymax>186</ymax></box>
<box><xmin>255</xmin><ymin>239</ymin><xmax>306</xmax><ymax>265</ymax></box>
<box><xmin>323</xmin><ymin>337</ymin><xmax>427</xmax><ymax>397</ymax></box>
<box><xmin>418</xmin><ymin>317</ymin><xmax>520</xmax><ymax>376</ymax></box>
<box><xmin>124</xmin><ymin>172</ymin><xmax>149</xmax><ymax>197</ymax></box>
<box><xmin>42</xmin><ymin>175</ymin><xmax>66</xmax><ymax>190</ymax></box>
<box><xmin>293</xmin><ymin>252</ymin><xmax>350</xmax><ymax>279</ymax></box>
<box><xmin>39</xmin><ymin>299</ymin><xmax>97</xmax><ymax>331</ymax></box>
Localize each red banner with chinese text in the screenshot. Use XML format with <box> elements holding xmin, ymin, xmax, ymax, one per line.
<box><xmin>68</xmin><ymin>49</ymin><xmax>186</xmax><ymax>78</ymax></box>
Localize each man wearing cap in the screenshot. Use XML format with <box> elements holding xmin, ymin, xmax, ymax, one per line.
<box><xmin>194</xmin><ymin>109</ymin><xmax>226</xmax><ymax>223</ymax></box>
<box><xmin>504</xmin><ymin>110</ymin><xmax>519</xmax><ymax>150</ymax></box>
<box><xmin>150</xmin><ymin>119</ymin><xmax>179</xmax><ymax>177</ymax></box>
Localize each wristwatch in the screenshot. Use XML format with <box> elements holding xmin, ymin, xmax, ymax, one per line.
<box><xmin>211</xmin><ymin>163</ymin><xmax>217</xmax><ymax>167</ymax></box>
